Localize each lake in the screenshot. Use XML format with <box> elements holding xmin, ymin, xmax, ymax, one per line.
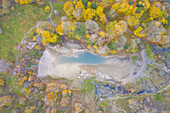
<box><xmin>57</xmin><ymin>52</ymin><xmax>107</xmax><ymax>65</ymax></box>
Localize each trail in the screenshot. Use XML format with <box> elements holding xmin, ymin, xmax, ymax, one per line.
<box><xmin>12</xmin><ymin>0</ymin><xmax>58</xmax><ymax>77</ymax></box>
<box><xmin>47</xmin><ymin>0</ymin><xmax>57</xmax><ymax>27</ymax></box>
<box><xmin>12</xmin><ymin>25</ymin><xmax>36</xmax><ymax>76</ymax></box>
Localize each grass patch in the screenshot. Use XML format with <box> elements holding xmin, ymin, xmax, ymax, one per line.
<box><xmin>51</xmin><ymin>1</ymin><xmax>65</xmax><ymax>25</ymax></box>
<box><xmin>0</xmin><ymin>3</ymin><xmax>50</xmax><ymax>61</ymax></box>
<box><xmin>155</xmin><ymin>93</ymin><xmax>164</xmax><ymax>101</ymax></box>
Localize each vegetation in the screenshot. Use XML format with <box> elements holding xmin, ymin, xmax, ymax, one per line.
<box><xmin>82</xmin><ymin>0</ymin><xmax>87</xmax><ymax>8</ymax></box>
<box><xmin>0</xmin><ymin>3</ymin><xmax>49</xmax><ymax>61</ymax></box>
<box><xmin>81</xmin><ymin>78</ymin><xmax>96</xmax><ymax>92</ymax></box>
<box><xmin>155</xmin><ymin>93</ymin><xmax>164</xmax><ymax>101</ymax></box>
<box><xmin>74</xmin><ymin>24</ymin><xmax>86</xmax><ymax>40</ymax></box>
<box><xmin>108</xmin><ymin>41</ymin><xmax>117</xmax><ymax>50</ymax></box>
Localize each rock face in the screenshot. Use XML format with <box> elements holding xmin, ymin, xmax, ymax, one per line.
<box><xmin>53</xmin><ymin>10</ymin><xmax>60</xmax><ymax>16</ymax></box>
<box><xmin>0</xmin><ymin>28</ymin><xmax>3</xmax><ymax>34</ymax></box>
<box><xmin>25</xmin><ymin>41</ymin><xmax>38</xmax><ymax>50</ymax></box>
<box><xmin>37</xmin><ymin>48</ymin><xmax>80</xmax><ymax>82</ymax></box>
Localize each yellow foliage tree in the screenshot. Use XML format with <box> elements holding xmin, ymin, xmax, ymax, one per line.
<box><xmin>56</xmin><ymin>25</ymin><xmax>64</xmax><ymax>35</ymax></box>
<box><xmin>149</xmin><ymin>3</ymin><xmax>163</xmax><ymax>20</ymax></box>
<box><xmin>100</xmin><ymin>14</ymin><xmax>107</xmax><ymax>24</ymax></box>
<box><xmin>19</xmin><ymin>0</ymin><xmax>32</xmax><ymax>4</ymax></box>
<box><xmin>134</xmin><ymin>26</ymin><xmax>145</xmax><ymax>37</ymax></box>
<box><xmin>82</xmin><ymin>8</ymin><xmax>95</xmax><ymax>21</ymax></box>
<box><xmin>75</xmin><ymin>1</ymin><xmax>85</xmax><ymax>10</ymax></box>
<box><xmin>112</xmin><ymin>2</ymin><xmax>133</xmax><ymax>16</ymax></box>
<box><xmin>0</xmin><ymin>78</ymin><xmax>5</xmax><ymax>86</ymax></box>
<box><xmin>127</xmin><ymin>16</ymin><xmax>139</xmax><ymax>27</ymax></box>
<box><xmin>45</xmin><ymin>6</ymin><xmax>50</xmax><ymax>13</ymax></box>
<box><xmin>64</xmin><ymin>1</ymin><xmax>74</xmax><ymax>16</ymax></box>
<box><xmin>96</xmin><ymin>6</ymin><xmax>104</xmax><ymax>17</ymax></box>
<box><xmin>161</xmin><ymin>18</ymin><xmax>168</xmax><ymax>25</ymax></box>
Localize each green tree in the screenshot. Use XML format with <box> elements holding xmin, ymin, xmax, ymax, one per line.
<box><xmin>108</xmin><ymin>41</ymin><xmax>117</xmax><ymax>50</ymax></box>
<box><xmin>136</xmin><ymin>7</ymin><xmax>142</xmax><ymax>13</ymax></box>
<box><xmin>91</xmin><ymin>2</ymin><xmax>97</xmax><ymax>10</ymax></box>
<box><xmin>156</xmin><ymin>93</ymin><xmax>164</xmax><ymax>101</ymax></box>
<box><xmin>82</xmin><ymin>0</ymin><xmax>87</xmax><ymax>8</ymax></box>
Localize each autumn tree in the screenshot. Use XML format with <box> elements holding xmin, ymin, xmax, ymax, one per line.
<box><xmin>127</xmin><ymin>16</ymin><xmax>139</xmax><ymax>27</ymax></box>
<box><xmin>82</xmin><ymin>8</ymin><xmax>95</xmax><ymax>21</ymax></box>
<box><xmin>106</xmin><ymin>21</ymin><xmax>127</xmax><ymax>40</ymax></box>
<box><xmin>74</xmin><ymin>24</ymin><xmax>86</xmax><ymax>40</ymax></box>
<box><xmin>75</xmin><ymin>0</ymin><xmax>85</xmax><ymax>10</ymax></box>
<box><xmin>64</xmin><ymin>1</ymin><xmax>74</xmax><ymax>16</ymax></box>
<box><xmin>149</xmin><ymin>3</ymin><xmax>163</xmax><ymax>20</ymax></box>
<box><xmin>134</xmin><ymin>26</ymin><xmax>145</xmax><ymax>37</ymax></box>
<box><xmin>100</xmin><ymin>14</ymin><xmax>107</xmax><ymax>24</ymax></box>
<box><xmin>96</xmin><ymin>6</ymin><xmax>104</xmax><ymax>17</ymax></box>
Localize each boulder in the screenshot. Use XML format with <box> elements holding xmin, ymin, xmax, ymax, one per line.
<box><xmin>11</xmin><ymin>109</ymin><xmax>20</xmax><ymax>113</ymax></box>
<box><xmin>61</xmin><ymin>16</ymin><xmax>69</xmax><ymax>22</ymax></box>
<box><xmin>0</xmin><ymin>28</ymin><xmax>3</xmax><ymax>34</ymax></box>
<box><xmin>53</xmin><ymin>10</ymin><xmax>60</xmax><ymax>16</ymax></box>
<box><xmin>62</xmin><ymin>21</ymin><xmax>71</xmax><ymax>35</ymax></box>
<box><xmin>19</xmin><ymin>97</ymin><xmax>26</xmax><ymax>105</ymax></box>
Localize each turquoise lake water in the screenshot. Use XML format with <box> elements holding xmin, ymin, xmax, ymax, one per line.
<box><xmin>57</xmin><ymin>52</ymin><xmax>107</xmax><ymax>65</ymax></box>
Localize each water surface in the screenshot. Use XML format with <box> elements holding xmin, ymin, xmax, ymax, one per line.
<box><xmin>57</xmin><ymin>52</ymin><xmax>107</xmax><ymax>65</ymax></box>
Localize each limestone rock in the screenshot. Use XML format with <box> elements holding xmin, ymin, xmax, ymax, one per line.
<box><xmin>11</xmin><ymin>109</ymin><xmax>20</xmax><ymax>113</ymax></box>
<box><xmin>19</xmin><ymin>97</ymin><xmax>26</xmax><ymax>105</ymax></box>
<box><xmin>61</xmin><ymin>16</ymin><xmax>69</xmax><ymax>22</ymax></box>
<box><xmin>60</xmin><ymin>97</ymin><xmax>70</xmax><ymax>107</ymax></box>
<box><xmin>53</xmin><ymin>10</ymin><xmax>60</xmax><ymax>16</ymax></box>
<box><xmin>0</xmin><ymin>28</ymin><xmax>3</xmax><ymax>34</ymax></box>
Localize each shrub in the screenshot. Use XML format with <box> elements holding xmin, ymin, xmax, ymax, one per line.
<box><xmin>108</xmin><ymin>41</ymin><xmax>117</xmax><ymax>50</ymax></box>
<box><xmin>74</xmin><ymin>24</ymin><xmax>86</xmax><ymax>40</ymax></box>
<box><xmin>165</xmin><ymin>16</ymin><xmax>170</xmax><ymax>26</ymax></box>
<box><xmin>91</xmin><ymin>2</ymin><xmax>97</xmax><ymax>10</ymax></box>
<box><xmin>45</xmin><ymin>6</ymin><xmax>50</xmax><ymax>13</ymax></box>
<box><xmin>124</xmin><ymin>44</ymin><xmax>130</xmax><ymax>50</ymax></box>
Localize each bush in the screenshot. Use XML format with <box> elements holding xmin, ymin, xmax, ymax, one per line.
<box><xmin>124</xmin><ymin>44</ymin><xmax>130</xmax><ymax>50</ymax></box>
<box><xmin>74</xmin><ymin>24</ymin><xmax>86</xmax><ymax>40</ymax></box>
<box><xmin>136</xmin><ymin>7</ymin><xmax>142</xmax><ymax>13</ymax></box>
<box><xmin>165</xmin><ymin>16</ymin><xmax>170</xmax><ymax>26</ymax></box>
<box><xmin>91</xmin><ymin>2</ymin><xmax>97</xmax><ymax>10</ymax></box>
<box><xmin>81</xmin><ymin>78</ymin><xmax>96</xmax><ymax>92</ymax></box>
<box><xmin>156</xmin><ymin>93</ymin><xmax>164</xmax><ymax>101</ymax></box>
<box><xmin>129</xmin><ymin>1</ymin><xmax>133</xmax><ymax>5</ymax></box>
<box><xmin>50</xmin><ymin>36</ymin><xmax>61</xmax><ymax>45</ymax></box>
<box><xmin>108</xmin><ymin>41</ymin><xmax>117</xmax><ymax>50</ymax></box>
<box><xmin>82</xmin><ymin>0</ymin><xmax>87</xmax><ymax>8</ymax></box>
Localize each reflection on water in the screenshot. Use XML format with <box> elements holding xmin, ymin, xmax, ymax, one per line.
<box><xmin>57</xmin><ymin>52</ymin><xmax>107</xmax><ymax>65</ymax></box>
